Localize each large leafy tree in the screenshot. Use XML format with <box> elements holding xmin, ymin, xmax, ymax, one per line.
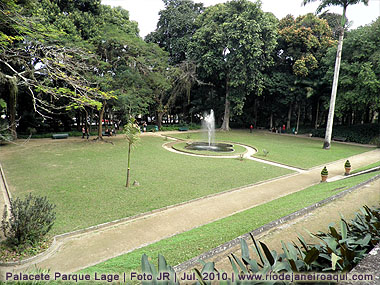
<box><xmin>189</xmin><ymin>0</ymin><xmax>278</xmax><ymax>131</ymax></box>
<box><xmin>325</xmin><ymin>18</ymin><xmax>380</xmax><ymax>125</ymax></box>
<box><xmin>276</xmin><ymin>13</ymin><xmax>334</xmax><ymax>130</ymax></box>
<box><xmin>146</xmin><ymin>0</ymin><xmax>204</xmax><ymax>64</ymax></box>
<box><xmin>303</xmin><ymin>0</ymin><xmax>369</xmax><ymax>149</ymax></box>
<box><xmin>0</xmin><ymin>0</ymin><xmax>113</xmax><ymax>140</ymax></box>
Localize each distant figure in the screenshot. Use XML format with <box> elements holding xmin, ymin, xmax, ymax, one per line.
<box><xmin>143</xmin><ymin>122</ymin><xmax>147</xmax><ymax>132</ymax></box>
<box><xmin>282</xmin><ymin>125</ymin><xmax>286</xmax><ymax>133</ymax></box>
<box><xmin>82</xmin><ymin>127</ymin><xmax>85</xmax><ymax>139</ymax></box>
<box><xmin>86</xmin><ymin>128</ymin><xmax>89</xmax><ymax>139</ymax></box>
<box><xmin>250</xmin><ymin>124</ymin><xmax>253</xmax><ymax>133</ymax></box>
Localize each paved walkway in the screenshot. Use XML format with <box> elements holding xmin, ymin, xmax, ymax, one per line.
<box><xmin>0</xmin><ymin>144</ymin><xmax>379</xmax><ymax>278</ymax></box>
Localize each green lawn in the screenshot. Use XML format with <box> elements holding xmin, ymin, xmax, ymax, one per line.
<box><xmin>173</xmin><ymin>130</ymin><xmax>372</xmax><ymax>169</ymax></box>
<box><xmin>82</xmin><ymin>172</ymin><xmax>380</xmax><ymax>276</ymax></box>
<box><xmin>0</xmin><ymin>136</ymin><xmax>292</xmax><ymax>235</ymax></box>
<box><xmin>351</xmin><ymin>161</ymin><xmax>380</xmax><ymax>174</ymax></box>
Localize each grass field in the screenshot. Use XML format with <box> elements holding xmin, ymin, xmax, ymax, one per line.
<box><xmin>173</xmin><ymin>130</ymin><xmax>372</xmax><ymax>169</ymax></box>
<box><xmin>0</xmin><ymin>136</ymin><xmax>292</xmax><ymax>235</ymax></box>
<box><xmin>82</xmin><ymin>171</ymin><xmax>380</xmax><ymax>275</ymax></box>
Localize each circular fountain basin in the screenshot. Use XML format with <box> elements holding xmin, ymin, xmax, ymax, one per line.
<box><xmin>185</xmin><ymin>142</ymin><xmax>234</xmax><ymax>152</ymax></box>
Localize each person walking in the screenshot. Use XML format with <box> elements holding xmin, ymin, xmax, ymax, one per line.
<box><xmin>250</xmin><ymin>124</ymin><xmax>253</xmax><ymax>133</ymax></box>
<box><xmin>82</xmin><ymin>127</ymin><xmax>85</xmax><ymax>139</ymax></box>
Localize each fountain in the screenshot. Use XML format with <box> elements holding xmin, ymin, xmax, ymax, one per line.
<box><xmin>185</xmin><ymin>110</ymin><xmax>234</xmax><ymax>152</ymax></box>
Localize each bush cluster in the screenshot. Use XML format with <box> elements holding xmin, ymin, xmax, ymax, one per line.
<box><xmin>1</xmin><ymin>194</ymin><xmax>56</xmax><ymax>248</ymax></box>
<box><xmin>160</xmin><ymin>123</ymin><xmax>201</xmax><ymax>131</ymax></box>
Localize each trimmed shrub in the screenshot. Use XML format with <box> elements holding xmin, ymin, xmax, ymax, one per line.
<box><xmin>1</xmin><ymin>194</ymin><xmax>56</xmax><ymax>248</ymax></box>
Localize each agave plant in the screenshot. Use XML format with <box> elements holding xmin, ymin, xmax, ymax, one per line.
<box><xmin>141</xmin><ymin>254</ymin><xmax>179</xmax><ymax>285</ymax></box>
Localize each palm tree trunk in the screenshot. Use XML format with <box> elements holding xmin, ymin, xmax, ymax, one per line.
<box><xmin>323</xmin><ymin>12</ymin><xmax>346</xmax><ymax>149</ymax></box>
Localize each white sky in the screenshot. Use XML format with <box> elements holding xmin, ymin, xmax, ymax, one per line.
<box><xmin>101</xmin><ymin>0</ymin><xmax>380</xmax><ymax>38</ymax></box>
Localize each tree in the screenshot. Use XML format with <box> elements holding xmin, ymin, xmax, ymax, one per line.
<box><xmin>303</xmin><ymin>0</ymin><xmax>369</xmax><ymax>149</ymax></box>
<box><xmin>146</xmin><ymin>0</ymin><xmax>204</xmax><ymax>64</ymax></box>
<box><xmin>276</xmin><ymin>13</ymin><xmax>334</xmax><ymax>130</ymax></box>
<box><xmin>123</xmin><ymin>118</ymin><xmax>140</xmax><ymax>188</ymax></box>
<box><xmin>0</xmin><ymin>0</ymin><xmax>114</xmax><ymax>140</ymax></box>
<box><xmin>324</xmin><ymin>19</ymin><xmax>380</xmax><ymax>124</ymax></box>
<box><xmin>189</xmin><ymin>0</ymin><xmax>278</xmax><ymax>131</ymax></box>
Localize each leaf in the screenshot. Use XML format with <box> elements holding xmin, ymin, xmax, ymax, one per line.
<box><xmin>240</xmin><ymin>238</ymin><xmax>250</xmax><ymax>260</ymax></box>
<box><xmin>232</xmin><ymin>253</ymin><xmax>248</xmax><ymax>274</ymax></box>
<box><xmin>297</xmin><ymin>234</ymin><xmax>309</xmax><ymax>252</ymax></box>
<box><xmin>141</xmin><ymin>254</ymin><xmax>151</xmax><ymax>273</ymax></box>
<box><xmin>228</xmin><ymin>256</ymin><xmax>240</xmax><ymax>276</ymax></box>
<box><xmin>329</xmin><ymin>226</ymin><xmax>341</xmax><ymax>240</ymax></box>
<box><xmin>304</xmin><ymin>247</ymin><xmax>320</xmax><ymax>265</ymax></box>
<box><xmin>194</xmin><ymin>268</ymin><xmax>207</xmax><ymax>285</ymax></box>
<box><xmin>331</xmin><ymin>252</ymin><xmax>340</xmax><ymax>271</ymax></box>
<box><xmin>259</xmin><ymin>241</ymin><xmax>275</xmax><ymax>266</ymax></box>
<box><xmin>341</xmin><ymin>220</ymin><xmax>347</xmax><ymax>238</ymax></box>
<box><xmin>243</xmin><ymin>256</ymin><xmax>260</xmax><ymax>272</ymax></box>
<box><xmin>158</xmin><ymin>254</ymin><xmax>168</xmax><ymax>271</ymax></box>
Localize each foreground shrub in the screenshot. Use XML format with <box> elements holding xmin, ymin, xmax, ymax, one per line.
<box><xmin>1</xmin><ymin>194</ymin><xmax>56</xmax><ymax>248</ymax></box>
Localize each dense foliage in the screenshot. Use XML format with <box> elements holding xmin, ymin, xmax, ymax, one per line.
<box><xmin>0</xmin><ymin>0</ymin><xmax>378</xmax><ymax>142</ymax></box>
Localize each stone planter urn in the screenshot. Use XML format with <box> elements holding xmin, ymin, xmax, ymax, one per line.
<box><xmin>344</xmin><ymin>160</ymin><xmax>351</xmax><ymax>176</ymax></box>
<box><xmin>321</xmin><ymin>166</ymin><xmax>328</xmax><ymax>182</ymax></box>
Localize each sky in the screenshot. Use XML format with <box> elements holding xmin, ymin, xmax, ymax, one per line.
<box><xmin>101</xmin><ymin>0</ymin><xmax>380</xmax><ymax>38</ymax></box>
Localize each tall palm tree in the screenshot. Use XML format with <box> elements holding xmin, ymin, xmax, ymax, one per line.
<box><xmin>303</xmin><ymin>0</ymin><xmax>369</xmax><ymax>149</ymax></box>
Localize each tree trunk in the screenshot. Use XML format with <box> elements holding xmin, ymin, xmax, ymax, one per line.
<box><xmin>315</xmin><ymin>99</ymin><xmax>320</xmax><ymax>129</ymax></box>
<box><xmin>98</xmin><ymin>103</ymin><xmax>105</xmax><ymax>139</ymax></box>
<box><xmin>296</xmin><ymin>103</ymin><xmax>301</xmax><ymax>133</ymax></box>
<box><xmin>126</xmin><ymin>143</ymin><xmax>131</xmax><ymax>187</ymax></box>
<box><xmin>157</xmin><ymin>112</ymin><xmax>164</xmax><ymax>130</ymax></box>
<box><xmin>89</xmin><ymin>109</ymin><xmax>93</xmax><ymax>132</ymax></box>
<box><xmin>8</xmin><ymin>77</ymin><xmax>17</xmax><ymax>140</ymax></box>
<box><xmin>323</xmin><ymin>24</ymin><xmax>345</xmax><ymax>149</ymax></box>
<box><xmin>76</xmin><ymin>110</ymin><xmax>81</xmax><ymax>131</ymax></box>
<box><xmin>286</xmin><ymin>102</ymin><xmax>292</xmax><ymax>130</ymax></box>
<box><xmin>269</xmin><ymin>112</ymin><xmax>273</xmax><ymax>129</ymax></box>
<box><xmin>221</xmin><ymin>75</ymin><xmax>230</xmax><ymax>131</ymax></box>
<box><xmin>253</xmin><ymin>98</ymin><xmax>258</xmax><ymax>128</ymax></box>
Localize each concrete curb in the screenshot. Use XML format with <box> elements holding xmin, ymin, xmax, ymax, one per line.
<box><xmin>173</xmin><ymin>174</ymin><xmax>380</xmax><ymax>273</ymax></box>
<box><xmin>0</xmin><ymin>163</ymin><xmax>12</xmax><ymax>204</ymax></box>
